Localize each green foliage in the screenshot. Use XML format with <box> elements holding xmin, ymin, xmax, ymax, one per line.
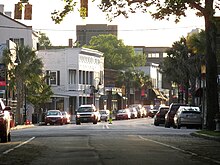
<box><xmin>51</xmin><ymin>0</ymin><xmax>77</xmax><ymax>24</ymax></box>
<box><xmin>116</xmin><ymin>68</ymin><xmax>152</xmax><ymax>91</ymax></box>
<box><xmin>84</xmin><ymin>34</ymin><xmax>144</xmax><ymax>70</ymax></box>
<box><xmin>38</xmin><ymin>32</ymin><xmax>52</xmax><ymax>49</ymax></box>
<box><xmin>2</xmin><ymin>45</ymin><xmax>53</xmax><ymax>110</ymax></box>
<box><xmin>186</xmin><ymin>30</ymin><xmax>206</xmax><ymax>56</ymax></box>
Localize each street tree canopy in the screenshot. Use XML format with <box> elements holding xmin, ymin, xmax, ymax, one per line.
<box><xmin>38</xmin><ymin>32</ymin><xmax>52</xmax><ymax>49</ymax></box>
<box><xmin>84</xmin><ymin>34</ymin><xmax>145</xmax><ymax>70</ymax></box>
<box><xmin>3</xmin><ymin>45</ymin><xmax>53</xmax><ymax>124</ymax></box>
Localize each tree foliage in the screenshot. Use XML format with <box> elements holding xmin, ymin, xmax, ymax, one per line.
<box><xmin>84</xmin><ymin>34</ymin><xmax>145</xmax><ymax>70</ymax></box>
<box><xmin>160</xmin><ymin>37</ymin><xmax>201</xmax><ymax>104</ymax></box>
<box><xmin>3</xmin><ymin>45</ymin><xmax>53</xmax><ymax>124</ymax></box>
<box><xmin>38</xmin><ymin>32</ymin><xmax>52</xmax><ymax>49</ymax></box>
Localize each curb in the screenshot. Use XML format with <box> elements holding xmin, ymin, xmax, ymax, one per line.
<box><xmin>190</xmin><ymin>132</ymin><xmax>220</xmax><ymax>142</ymax></box>
<box><xmin>11</xmin><ymin>124</ymin><xmax>35</xmax><ymax>130</ymax></box>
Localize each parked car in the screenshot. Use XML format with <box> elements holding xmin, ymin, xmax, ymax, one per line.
<box><xmin>116</xmin><ymin>109</ymin><xmax>131</xmax><ymax>120</ymax></box>
<box><xmin>129</xmin><ymin>107</ymin><xmax>138</xmax><ymax>119</ymax></box>
<box><xmin>154</xmin><ymin>106</ymin><xmax>169</xmax><ymax>126</ymax></box>
<box><xmin>129</xmin><ymin>104</ymin><xmax>146</xmax><ymax>118</ymax></box>
<box><xmin>148</xmin><ymin>109</ymin><xmax>158</xmax><ymax>118</ymax></box>
<box><xmin>45</xmin><ymin>110</ymin><xmax>64</xmax><ymax>125</ymax></box>
<box><xmin>61</xmin><ymin>111</ymin><xmax>71</xmax><ymax>124</ymax></box>
<box><xmin>174</xmin><ymin>106</ymin><xmax>202</xmax><ymax>129</ymax></box>
<box><xmin>143</xmin><ymin>105</ymin><xmax>153</xmax><ymax>117</ymax></box>
<box><xmin>165</xmin><ymin>103</ymin><xmax>188</xmax><ymax>128</ymax></box>
<box><xmin>99</xmin><ymin>110</ymin><xmax>110</xmax><ymax>122</ymax></box>
<box><xmin>0</xmin><ymin>99</ymin><xmax>11</xmax><ymax>143</ymax></box>
<box><xmin>75</xmin><ymin>104</ymin><xmax>100</xmax><ymax>125</ymax></box>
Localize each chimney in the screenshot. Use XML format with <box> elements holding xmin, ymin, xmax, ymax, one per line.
<box><xmin>69</xmin><ymin>39</ymin><xmax>73</xmax><ymax>48</ymax></box>
<box><xmin>5</xmin><ymin>11</ymin><xmax>12</xmax><ymax>18</ymax></box>
<box><xmin>0</xmin><ymin>4</ymin><xmax>4</xmax><ymax>13</ymax></box>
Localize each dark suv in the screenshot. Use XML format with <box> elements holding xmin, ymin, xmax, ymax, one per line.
<box><xmin>165</xmin><ymin>103</ymin><xmax>187</xmax><ymax>128</ymax></box>
<box><xmin>154</xmin><ymin>106</ymin><xmax>169</xmax><ymax>126</ymax></box>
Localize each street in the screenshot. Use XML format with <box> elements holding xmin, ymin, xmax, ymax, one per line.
<box><xmin>0</xmin><ymin>117</ymin><xmax>220</xmax><ymax>165</ymax></box>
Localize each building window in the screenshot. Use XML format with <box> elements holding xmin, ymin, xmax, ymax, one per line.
<box><xmin>69</xmin><ymin>69</ymin><xmax>76</xmax><ymax>84</ymax></box>
<box><xmin>163</xmin><ymin>53</ymin><xmax>168</xmax><ymax>58</ymax></box>
<box><xmin>148</xmin><ymin>53</ymin><xmax>159</xmax><ymax>58</ymax></box>
<box><xmin>9</xmin><ymin>38</ymin><xmax>24</xmax><ymax>46</ymax></box>
<box><xmin>46</xmin><ymin>70</ymin><xmax>60</xmax><ymax>86</ymax></box>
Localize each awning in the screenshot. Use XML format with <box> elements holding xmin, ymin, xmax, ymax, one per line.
<box><xmin>152</xmin><ymin>88</ymin><xmax>168</xmax><ymax>101</ymax></box>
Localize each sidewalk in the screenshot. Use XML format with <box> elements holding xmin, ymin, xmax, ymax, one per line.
<box><xmin>191</xmin><ymin>131</ymin><xmax>220</xmax><ymax>142</ymax></box>
<box><xmin>11</xmin><ymin>124</ymin><xmax>35</xmax><ymax>130</ymax></box>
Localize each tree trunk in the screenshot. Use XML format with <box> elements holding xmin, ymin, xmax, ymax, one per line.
<box><xmin>204</xmin><ymin>1</ymin><xmax>219</xmax><ymax>130</ymax></box>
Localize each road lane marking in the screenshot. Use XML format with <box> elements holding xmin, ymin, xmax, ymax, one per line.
<box><xmin>102</xmin><ymin>124</ymin><xmax>109</xmax><ymax>129</ymax></box>
<box><xmin>2</xmin><ymin>137</ymin><xmax>35</xmax><ymax>155</ymax></box>
<box><xmin>138</xmin><ymin>135</ymin><xmax>220</xmax><ymax>164</ymax></box>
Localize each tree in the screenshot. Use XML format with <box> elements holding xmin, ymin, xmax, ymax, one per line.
<box><xmin>160</xmin><ymin>37</ymin><xmax>201</xmax><ymax>104</ymax></box>
<box><xmin>84</xmin><ymin>34</ymin><xmax>145</xmax><ymax>70</ymax></box>
<box><xmin>3</xmin><ymin>45</ymin><xmax>53</xmax><ymax>124</ymax></box>
<box><xmin>38</xmin><ymin>32</ymin><xmax>52</xmax><ymax>49</ymax></box>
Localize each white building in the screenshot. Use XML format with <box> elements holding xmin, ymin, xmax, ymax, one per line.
<box><xmin>0</xmin><ymin>4</ymin><xmax>38</xmax><ymax>51</ymax></box>
<box><xmin>37</xmin><ymin>47</ymin><xmax>104</xmax><ymax>118</ymax></box>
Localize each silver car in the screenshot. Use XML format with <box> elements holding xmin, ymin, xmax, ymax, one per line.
<box><xmin>173</xmin><ymin>106</ymin><xmax>202</xmax><ymax>129</ymax></box>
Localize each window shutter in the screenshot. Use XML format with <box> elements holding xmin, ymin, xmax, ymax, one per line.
<box><xmin>57</xmin><ymin>71</ymin><xmax>60</xmax><ymax>86</ymax></box>
<box><xmin>46</xmin><ymin>70</ymin><xmax>50</xmax><ymax>85</ymax></box>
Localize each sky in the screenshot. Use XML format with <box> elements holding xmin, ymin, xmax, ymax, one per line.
<box><xmin>2</xmin><ymin>0</ymin><xmax>205</xmax><ymax>47</ymax></box>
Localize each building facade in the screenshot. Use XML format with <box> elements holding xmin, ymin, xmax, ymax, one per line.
<box><xmin>0</xmin><ymin>5</ymin><xmax>38</xmax><ymax>50</ymax></box>
<box><xmin>76</xmin><ymin>24</ymin><xmax>118</xmax><ymax>46</ymax></box>
<box><xmin>37</xmin><ymin>47</ymin><xmax>104</xmax><ymax>119</ymax></box>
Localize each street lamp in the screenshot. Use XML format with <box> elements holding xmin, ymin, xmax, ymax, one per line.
<box><xmin>90</xmin><ymin>77</ymin><xmax>102</xmax><ymax>106</ymax></box>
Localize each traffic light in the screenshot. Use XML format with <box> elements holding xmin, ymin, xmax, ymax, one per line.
<box><xmin>24</xmin><ymin>3</ymin><xmax>32</xmax><ymax>20</ymax></box>
<box><xmin>14</xmin><ymin>2</ymin><xmax>22</xmax><ymax>19</ymax></box>
<box><xmin>80</xmin><ymin>0</ymin><xmax>88</xmax><ymax>17</ymax></box>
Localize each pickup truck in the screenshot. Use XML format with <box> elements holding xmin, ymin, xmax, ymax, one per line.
<box><xmin>75</xmin><ymin>104</ymin><xmax>100</xmax><ymax>125</ymax></box>
<box><xmin>0</xmin><ymin>99</ymin><xmax>11</xmax><ymax>143</ymax></box>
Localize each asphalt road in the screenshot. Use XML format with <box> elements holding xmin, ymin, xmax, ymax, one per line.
<box><xmin>0</xmin><ymin>118</ymin><xmax>220</xmax><ymax>165</ymax></box>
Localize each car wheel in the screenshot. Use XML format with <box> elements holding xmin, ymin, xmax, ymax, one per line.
<box><xmin>1</xmin><ymin>128</ymin><xmax>8</xmax><ymax>143</ymax></box>
<box><xmin>8</xmin><ymin>132</ymin><xmax>11</xmax><ymax>142</ymax></box>
<box><xmin>76</xmin><ymin>121</ymin><xmax>81</xmax><ymax>125</ymax></box>
<box><xmin>165</xmin><ymin>122</ymin><xmax>170</xmax><ymax>128</ymax></box>
<box><xmin>154</xmin><ymin>122</ymin><xmax>159</xmax><ymax>126</ymax></box>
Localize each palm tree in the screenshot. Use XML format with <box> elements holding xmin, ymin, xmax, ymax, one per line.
<box><xmin>3</xmin><ymin>45</ymin><xmax>53</xmax><ymax>124</ymax></box>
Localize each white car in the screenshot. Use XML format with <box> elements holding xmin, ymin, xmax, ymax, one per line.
<box><xmin>99</xmin><ymin>110</ymin><xmax>110</xmax><ymax>122</ymax></box>
<box><xmin>173</xmin><ymin>106</ymin><xmax>202</xmax><ymax>129</ymax></box>
<box><xmin>76</xmin><ymin>104</ymin><xmax>100</xmax><ymax>125</ymax></box>
<box><xmin>129</xmin><ymin>107</ymin><xmax>138</xmax><ymax>119</ymax></box>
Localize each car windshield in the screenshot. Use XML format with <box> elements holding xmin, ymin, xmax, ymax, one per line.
<box><xmin>100</xmin><ymin>111</ymin><xmax>107</xmax><ymax>114</ymax></box>
<box><xmin>47</xmin><ymin>111</ymin><xmax>60</xmax><ymax>116</ymax></box>
<box><xmin>118</xmin><ymin>109</ymin><xmax>126</xmax><ymax>113</ymax></box>
<box><xmin>77</xmin><ymin>107</ymin><xmax>94</xmax><ymax>112</ymax></box>
<box><xmin>160</xmin><ymin>108</ymin><xmax>169</xmax><ymax>114</ymax></box>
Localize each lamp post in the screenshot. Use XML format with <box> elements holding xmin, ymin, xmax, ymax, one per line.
<box><xmin>90</xmin><ymin>77</ymin><xmax>102</xmax><ymax>107</ymax></box>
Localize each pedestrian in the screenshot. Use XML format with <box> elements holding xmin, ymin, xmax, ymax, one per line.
<box><xmin>109</xmin><ymin>109</ymin><xmax>113</xmax><ymax>124</ymax></box>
